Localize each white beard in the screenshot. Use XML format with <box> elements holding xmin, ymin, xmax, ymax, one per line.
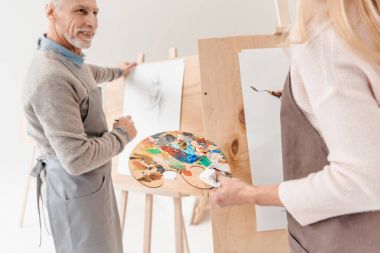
<box><xmin>64</xmin><ymin>33</ymin><xmax>91</xmax><ymax>49</ymax></box>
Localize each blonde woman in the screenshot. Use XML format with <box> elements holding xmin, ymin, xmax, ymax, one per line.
<box><xmin>211</xmin><ymin>0</ymin><xmax>380</xmax><ymax>252</ymax></box>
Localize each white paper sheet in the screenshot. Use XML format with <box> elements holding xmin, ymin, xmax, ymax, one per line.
<box><xmin>239</xmin><ymin>48</ymin><xmax>290</xmax><ymax>231</ymax></box>
<box><xmin>117</xmin><ymin>59</ymin><xmax>185</xmax><ymax>179</ymax></box>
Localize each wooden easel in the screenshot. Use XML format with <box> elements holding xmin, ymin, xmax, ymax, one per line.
<box><xmin>103</xmin><ymin>49</ymin><xmax>209</xmax><ymax>253</ymax></box>
<box><xmin>197</xmin><ymin>0</ymin><xmax>291</xmax><ymax>252</ymax></box>
<box><xmin>19</xmin><ymin>117</ymin><xmax>37</xmax><ymax>228</ymax></box>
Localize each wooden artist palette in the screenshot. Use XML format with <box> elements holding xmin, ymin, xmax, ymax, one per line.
<box><xmin>129</xmin><ymin>131</ymin><xmax>231</xmax><ymax>189</ymax></box>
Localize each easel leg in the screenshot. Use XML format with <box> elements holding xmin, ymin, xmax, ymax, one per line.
<box><xmin>119</xmin><ymin>191</ymin><xmax>128</xmax><ymax>232</ymax></box>
<box><xmin>182</xmin><ymin>212</ymin><xmax>190</xmax><ymax>253</ymax></box>
<box><xmin>174</xmin><ymin>197</ymin><xmax>184</xmax><ymax>253</ymax></box>
<box><xmin>143</xmin><ymin>194</ymin><xmax>153</xmax><ymax>253</ymax></box>
<box><xmin>19</xmin><ymin>146</ymin><xmax>36</xmax><ymax>228</ymax></box>
<box><xmin>190</xmin><ymin>195</ymin><xmax>209</xmax><ymax>225</ymax></box>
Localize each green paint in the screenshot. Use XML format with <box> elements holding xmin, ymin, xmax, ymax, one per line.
<box><xmin>146</xmin><ymin>148</ymin><xmax>161</xmax><ymax>154</ymax></box>
<box><xmin>199</xmin><ymin>156</ymin><xmax>211</xmax><ymax>166</ymax></box>
<box><xmin>170</xmin><ymin>160</ymin><xmax>185</xmax><ymax>170</ymax></box>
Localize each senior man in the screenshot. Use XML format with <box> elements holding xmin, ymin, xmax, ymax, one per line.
<box><xmin>23</xmin><ymin>0</ymin><xmax>136</xmax><ymax>252</ymax></box>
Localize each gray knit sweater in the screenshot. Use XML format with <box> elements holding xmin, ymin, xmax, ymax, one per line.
<box><xmin>23</xmin><ymin>49</ymin><xmax>128</xmax><ymax>176</ymax></box>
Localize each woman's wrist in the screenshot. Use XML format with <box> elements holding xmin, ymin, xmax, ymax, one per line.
<box><xmin>246</xmin><ymin>184</ymin><xmax>257</xmax><ymax>204</ymax></box>
<box><xmin>253</xmin><ymin>184</ymin><xmax>283</xmax><ymax>207</ymax></box>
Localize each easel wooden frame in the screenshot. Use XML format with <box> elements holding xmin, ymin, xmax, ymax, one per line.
<box><xmin>196</xmin><ymin>0</ymin><xmax>291</xmax><ymax>252</ymax></box>
<box><xmin>198</xmin><ymin>34</ymin><xmax>289</xmax><ymax>253</ymax></box>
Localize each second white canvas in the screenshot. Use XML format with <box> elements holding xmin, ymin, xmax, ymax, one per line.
<box><xmin>239</xmin><ymin>48</ymin><xmax>290</xmax><ymax>231</ymax></box>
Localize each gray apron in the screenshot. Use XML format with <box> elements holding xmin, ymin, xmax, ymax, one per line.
<box><xmin>32</xmin><ymin>58</ymin><xmax>123</xmax><ymax>253</ymax></box>
<box><xmin>280</xmin><ymin>73</ymin><xmax>380</xmax><ymax>253</ymax></box>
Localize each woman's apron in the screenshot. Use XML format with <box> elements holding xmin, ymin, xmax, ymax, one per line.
<box><xmin>280</xmin><ymin>73</ymin><xmax>380</xmax><ymax>253</ymax></box>
<box><xmin>31</xmin><ymin>60</ymin><xmax>123</xmax><ymax>253</ymax></box>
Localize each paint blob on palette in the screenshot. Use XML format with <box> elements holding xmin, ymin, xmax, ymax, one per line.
<box><xmin>129</xmin><ymin>131</ymin><xmax>231</xmax><ymax>188</ymax></box>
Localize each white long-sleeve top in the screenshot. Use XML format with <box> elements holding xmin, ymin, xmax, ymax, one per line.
<box><xmin>279</xmin><ymin>21</ymin><xmax>380</xmax><ymax>226</ymax></box>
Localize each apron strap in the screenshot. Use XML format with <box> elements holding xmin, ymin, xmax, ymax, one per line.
<box><xmin>30</xmin><ymin>156</ymin><xmax>46</xmax><ymax>247</ymax></box>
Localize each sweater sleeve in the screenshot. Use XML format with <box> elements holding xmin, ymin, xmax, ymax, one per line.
<box><xmin>279</xmin><ymin>27</ymin><xmax>380</xmax><ymax>226</ymax></box>
<box><xmin>88</xmin><ymin>64</ymin><xmax>123</xmax><ymax>83</ymax></box>
<box><xmin>30</xmin><ymin>74</ymin><xmax>129</xmax><ymax>176</ymax></box>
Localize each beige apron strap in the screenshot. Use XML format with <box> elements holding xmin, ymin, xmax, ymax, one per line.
<box><xmin>30</xmin><ymin>156</ymin><xmax>46</xmax><ymax>246</ymax></box>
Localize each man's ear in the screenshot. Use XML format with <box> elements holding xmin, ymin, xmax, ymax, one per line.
<box><xmin>45</xmin><ymin>3</ymin><xmax>56</xmax><ymax>21</ymax></box>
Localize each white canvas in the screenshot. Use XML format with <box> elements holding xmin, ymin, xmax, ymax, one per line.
<box><xmin>239</xmin><ymin>48</ymin><xmax>290</xmax><ymax>231</ymax></box>
<box><xmin>117</xmin><ymin>59</ymin><xmax>185</xmax><ymax>179</ymax></box>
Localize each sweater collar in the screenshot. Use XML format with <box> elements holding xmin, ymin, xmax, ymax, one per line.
<box><xmin>38</xmin><ymin>34</ymin><xmax>85</xmax><ymax>66</ymax></box>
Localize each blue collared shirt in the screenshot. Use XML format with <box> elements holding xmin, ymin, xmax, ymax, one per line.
<box><xmin>38</xmin><ymin>35</ymin><xmax>85</xmax><ymax>65</ymax></box>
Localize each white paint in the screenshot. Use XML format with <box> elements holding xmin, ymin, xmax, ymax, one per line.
<box><xmin>239</xmin><ymin>48</ymin><xmax>290</xmax><ymax>231</ymax></box>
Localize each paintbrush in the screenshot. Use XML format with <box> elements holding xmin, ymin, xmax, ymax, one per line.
<box><xmin>250</xmin><ymin>86</ymin><xmax>282</xmax><ymax>98</ymax></box>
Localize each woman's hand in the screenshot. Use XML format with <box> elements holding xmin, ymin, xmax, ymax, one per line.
<box><xmin>211</xmin><ymin>174</ymin><xmax>283</xmax><ymax>208</ymax></box>
<box><xmin>211</xmin><ymin>175</ymin><xmax>256</xmax><ymax>207</ymax></box>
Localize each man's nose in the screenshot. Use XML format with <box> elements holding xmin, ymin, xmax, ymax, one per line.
<box><xmin>83</xmin><ymin>14</ymin><xmax>98</xmax><ymax>29</ymax></box>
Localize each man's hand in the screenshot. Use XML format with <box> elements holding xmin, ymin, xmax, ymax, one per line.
<box><xmin>211</xmin><ymin>174</ymin><xmax>256</xmax><ymax>207</ymax></box>
<box><xmin>118</xmin><ymin>62</ymin><xmax>137</xmax><ymax>78</ymax></box>
<box><xmin>113</xmin><ymin>116</ymin><xmax>137</xmax><ymax>141</ymax></box>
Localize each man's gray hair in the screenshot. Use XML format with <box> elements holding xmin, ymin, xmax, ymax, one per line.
<box><xmin>47</xmin><ymin>0</ymin><xmax>60</xmax><ymax>7</ymax></box>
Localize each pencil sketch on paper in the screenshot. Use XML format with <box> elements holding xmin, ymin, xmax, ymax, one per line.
<box><xmin>117</xmin><ymin>59</ymin><xmax>185</xmax><ymax>179</ymax></box>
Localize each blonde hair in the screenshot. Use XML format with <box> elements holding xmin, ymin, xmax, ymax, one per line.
<box><xmin>294</xmin><ymin>0</ymin><xmax>380</xmax><ymax>65</ymax></box>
